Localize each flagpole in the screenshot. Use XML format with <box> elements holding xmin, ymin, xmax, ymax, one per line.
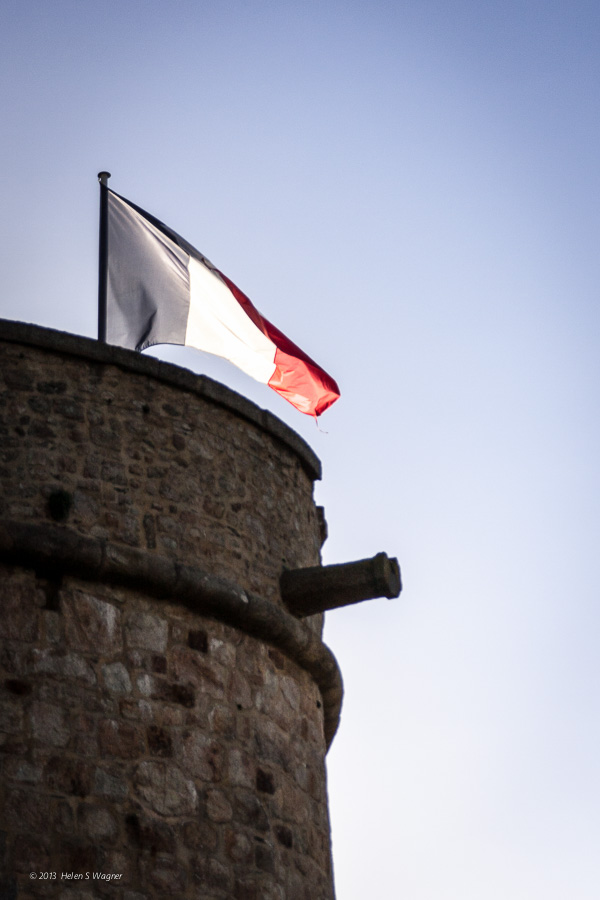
<box><xmin>97</xmin><ymin>171</ymin><xmax>111</xmax><ymax>342</ymax></box>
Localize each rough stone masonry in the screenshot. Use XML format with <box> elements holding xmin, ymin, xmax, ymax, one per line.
<box><xmin>0</xmin><ymin>321</ymin><xmax>344</xmax><ymax>900</ymax></box>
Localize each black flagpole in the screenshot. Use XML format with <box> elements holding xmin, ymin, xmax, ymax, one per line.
<box><xmin>97</xmin><ymin>171</ymin><xmax>111</xmax><ymax>342</ymax></box>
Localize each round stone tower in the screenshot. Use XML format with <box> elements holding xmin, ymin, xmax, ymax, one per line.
<box><xmin>0</xmin><ymin>321</ymin><xmax>343</xmax><ymax>899</ymax></box>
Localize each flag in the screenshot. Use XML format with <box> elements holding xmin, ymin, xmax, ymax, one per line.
<box><xmin>103</xmin><ymin>188</ymin><xmax>340</xmax><ymax>417</ymax></box>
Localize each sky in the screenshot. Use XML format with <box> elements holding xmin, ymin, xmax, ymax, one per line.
<box><xmin>1</xmin><ymin>1</ymin><xmax>599</xmax><ymax>896</ymax></box>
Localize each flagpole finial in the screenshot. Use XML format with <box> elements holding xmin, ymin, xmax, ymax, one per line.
<box><xmin>98</xmin><ymin>171</ymin><xmax>111</xmax><ymax>186</ymax></box>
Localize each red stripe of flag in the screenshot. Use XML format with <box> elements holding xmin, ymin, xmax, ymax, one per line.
<box><xmin>218</xmin><ymin>272</ymin><xmax>340</xmax><ymax>417</ymax></box>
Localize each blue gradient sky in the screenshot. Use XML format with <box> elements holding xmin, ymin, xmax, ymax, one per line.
<box><xmin>1</xmin><ymin>1</ymin><xmax>599</xmax><ymax>896</ymax></box>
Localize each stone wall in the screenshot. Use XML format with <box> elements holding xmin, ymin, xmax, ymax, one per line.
<box><xmin>0</xmin><ymin>324</ymin><xmax>323</xmax><ymax>609</ymax></box>
<box><xmin>0</xmin><ymin>322</ymin><xmax>341</xmax><ymax>900</ymax></box>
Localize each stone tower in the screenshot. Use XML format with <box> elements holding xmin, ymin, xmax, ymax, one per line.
<box><xmin>0</xmin><ymin>321</ymin><xmax>399</xmax><ymax>899</ymax></box>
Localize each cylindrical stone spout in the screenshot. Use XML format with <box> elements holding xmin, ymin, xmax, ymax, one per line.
<box><xmin>280</xmin><ymin>552</ymin><xmax>402</xmax><ymax>617</ymax></box>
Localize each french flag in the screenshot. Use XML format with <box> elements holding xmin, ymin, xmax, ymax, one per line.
<box><xmin>104</xmin><ymin>189</ymin><xmax>340</xmax><ymax>417</ymax></box>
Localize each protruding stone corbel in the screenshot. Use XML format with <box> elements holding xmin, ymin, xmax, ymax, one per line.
<box><xmin>280</xmin><ymin>552</ymin><xmax>402</xmax><ymax>618</ymax></box>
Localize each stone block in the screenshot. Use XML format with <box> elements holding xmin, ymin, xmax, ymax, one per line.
<box><xmin>224</xmin><ymin>828</ymin><xmax>253</xmax><ymax>864</ymax></box>
<box><xmin>208</xmin><ymin>704</ymin><xmax>236</xmax><ymax>738</ymax></box>
<box><xmin>147</xmin><ymin>859</ymin><xmax>187</xmax><ymax>893</ymax></box>
<box><xmin>4</xmin><ymin>788</ymin><xmax>49</xmax><ymax>831</ymax></box>
<box><xmin>44</xmin><ymin>756</ymin><xmax>93</xmax><ymax>797</ymax></box>
<box><xmin>93</xmin><ymin>767</ymin><xmax>128</xmax><ymax>801</ymax></box>
<box><xmin>189</xmin><ymin>856</ymin><xmax>231</xmax><ymax>894</ymax></box>
<box><xmin>2</xmin><ymin>759</ymin><xmax>42</xmax><ymax>784</ymax></box>
<box><xmin>208</xmin><ymin>636</ymin><xmax>236</xmax><ymax>668</ymax></box>
<box><xmin>29</xmin><ymin>702</ymin><xmax>70</xmax><ymax>747</ymax></box>
<box><xmin>126</xmin><ymin>813</ymin><xmax>176</xmax><ymax>856</ymax></box>
<box><xmin>102</xmin><ymin>849</ymin><xmax>133</xmax><ymax>884</ymax></box>
<box><xmin>124</xmin><ymin>611</ymin><xmax>167</xmax><ymax>653</ymax></box>
<box><xmin>135</xmin><ymin>674</ymin><xmax>153</xmax><ymax>697</ymax></box>
<box><xmin>38</xmin><ymin>680</ymin><xmax>106</xmax><ymax>713</ymax></box>
<box><xmin>33</xmin><ymin>650</ymin><xmax>96</xmax><ymax>686</ymax></box>
<box><xmin>42</xmin><ymin>610</ymin><xmax>62</xmax><ymax>644</ymax></box>
<box><xmin>98</xmin><ymin>719</ymin><xmax>145</xmax><ymax>759</ymax></box>
<box><xmin>228</xmin><ymin>749</ymin><xmax>255</xmax><ymax>789</ymax></box>
<box><xmin>62</xmin><ymin>591</ymin><xmax>122</xmax><ymax>656</ymax></box>
<box><xmin>77</xmin><ymin>803</ymin><xmax>118</xmax><ymax>842</ymax></box>
<box><xmin>133</xmin><ymin>761</ymin><xmax>197</xmax><ymax>816</ymax></box>
<box><xmin>255</xmin><ymin>839</ymin><xmax>276</xmax><ymax>873</ymax></box>
<box><xmin>152</xmin><ymin>703</ymin><xmax>185</xmax><ymax>728</ymax></box>
<box><xmin>233</xmin><ymin>792</ymin><xmax>269</xmax><ymax>833</ymax></box>
<box><xmin>170</xmin><ymin>647</ymin><xmax>224</xmax><ymax>699</ymax></box>
<box><xmin>0</xmin><ymin>581</ymin><xmax>41</xmax><ymax>641</ymax></box>
<box><xmin>180</xmin><ymin>820</ymin><xmax>218</xmax><ymax>853</ymax></box>
<box><xmin>0</xmin><ymin>699</ymin><xmax>24</xmax><ymax>735</ymax></box>
<box><xmin>119</xmin><ymin>698</ymin><xmax>153</xmax><ymax>721</ymax></box>
<box><xmin>254</xmin><ymin>720</ymin><xmax>294</xmax><ymax>772</ymax></box>
<box><xmin>205</xmin><ymin>788</ymin><xmax>233</xmax><ymax>823</ymax></box>
<box><xmin>179</xmin><ymin>731</ymin><xmax>223</xmax><ymax>782</ymax></box>
<box><xmin>102</xmin><ymin>662</ymin><xmax>132</xmax><ymax>695</ymax></box>
<box><xmin>54</xmin><ymin>800</ymin><xmax>76</xmax><ymax>835</ymax></box>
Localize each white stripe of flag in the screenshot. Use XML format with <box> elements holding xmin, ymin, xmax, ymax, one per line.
<box><xmin>105</xmin><ymin>190</ymin><xmax>340</xmax><ymax>417</ymax></box>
